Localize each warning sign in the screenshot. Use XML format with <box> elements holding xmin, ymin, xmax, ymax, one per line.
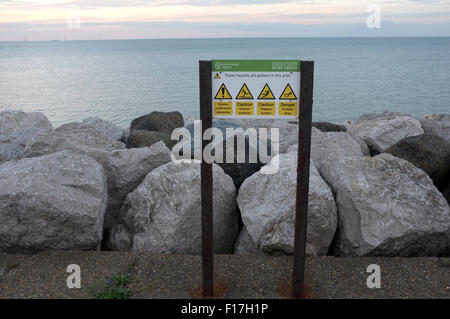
<box><xmin>258</xmin><ymin>102</ymin><xmax>275</xmax><ymax>116</ymax></box>
<box><xmin>236</xmin><ymin>101</ymin><xmax>254</xmax><ymax>115</ymax></box>
<box><xmin>258</xmin><ymin>84</ymin><xmax>275</xmax><ymax>100</ymax></box>
<box><xmin>211</xmin><ymin>60</ymin><xmax>301</xmax><ymax>119</ymax></box>
<box><xmin>214</xmin><ymin>101</ymin><xmax>233</xmax><ymax>115</ymax></box>
<box><xmin>214</xmin><ymin>84</ymin><xmax>232</xmax><ymax>100</ymax></box>
<box><xmin>279</xmin><ymin>102</ymin><xmax>298</xmax><ymax>116</ymax></box>
<box><xmin>236</xmin><ymin>83</ymin><xmax>253</xmax><ymax>100</ymax></box>
<box><xmin>279</xmin><ymin>84</ymin><xmax>297</xmax><ymax>100</ymax></box>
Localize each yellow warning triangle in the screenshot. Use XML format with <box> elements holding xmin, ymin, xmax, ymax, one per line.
<box><xmin>214</xmin><ymin>83</ymin><xmax>232</xmax><ymax>100</ymax></box>
<box><xmin>257</xmin><ymin>83</ymin><xmax>275</xmax><ymax>100</ymax></box>
<box><xmin>236</xmin><ymin>83</ymin><xmax>254</xmax><ymax>100</ymax></box>
<box><xmin>279</xmin><ymin>83</ymin><xmax>297</xmax><ymax>100</ymax></box>
<box><xmin>214</xmin><ymin>73</ymin><xmax>221</xmax><ymax>79</ymax></box>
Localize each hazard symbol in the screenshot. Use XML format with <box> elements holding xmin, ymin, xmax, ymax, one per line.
<box><xmin>257</xmin><ymin>84</ymin><xmax>275</xmax><ymax>100</ymax></box>
<box><xmin>236</xmin><ymin>83</ymin><xmax>254</xmax><ymax>100</ymax></box>
<box><xmin>214</xmin><ymin>83</ymin><xmax>232</xmax><ymax>100</ymax></box>
<box><xmin>279</xmin><ymin>84</ymin><xmax>297</xmax><ymax>100</ymax></box>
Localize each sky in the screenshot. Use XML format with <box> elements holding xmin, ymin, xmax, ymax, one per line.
<box><xmin>1</xmin><ymin>0</ymin><xmax>450</xmax><ymax>41</ymax></box>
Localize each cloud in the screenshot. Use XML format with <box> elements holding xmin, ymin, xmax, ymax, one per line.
<box><xmin>1</xmin><ymin>0</ymin><xmax>449</xmax><ymax>40</ymax></box>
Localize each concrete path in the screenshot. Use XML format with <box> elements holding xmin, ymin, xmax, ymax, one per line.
<box><xmin>0</xmin><ymin>251</ymin><xmax>448</xmax><ymax>299</ymax></box>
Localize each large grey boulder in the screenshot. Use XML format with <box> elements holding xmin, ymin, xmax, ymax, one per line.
<box><xmin>130</xmin><ymin>111</ymin><xmax>184</xmax><ymax>134</ymax></box>
<box><xmin>311</xmin><ymin>127</ymin><xmax>369</xmax><ymax>171</ymax></box>
<box><xmin>442</xmin><ymin>184</ymin><xmax>450</xmax><ymax>206</ymax></box>
<box><xmin>101</xmin><ymin>142</ymin><xmax>172</xmax><ymax>229</ymax></box>
<box><xmin>23</xmin><ymin>129</ymin><xmax>171</xmax><ymax>229</ymax></box>
<box><xmin>284</xmin><ymin>127</ymin><xmax>369</xmax><ymax>171</ymax></box>
<box><xmin>385</xmin><ymin>114</ymin><xmax>450</xmax><ymax>189</ymax></box>
<box><xmin>385</xmin><ymin>134</ymin><xmax>450</xmax><ymax>190</ymax></box>
<box><xmin>312</xmin><ymin>122</ymin><xmax>347</xmax><ymax>133</ymax></box>
<box><xmin>234</xmin><ymin>225</ymin><xmax>318</xmax><ymax>256</ymax></box>
<box><xmin>56</xmin><ymin>117</ymin><xmax>124</xmax><ymax>141</ymax></box>
<box><xmin>0</xmin><ymin>110</ymin><xmax>52</xmax><ymax>163</ymax></box>
<box><xmin>228</xmin><ymin>118</ymin><xmax>298</xmax><ymax>153</ymax></box>
<box><xmin>23</xmin><ymin>128</ymin><xmax>125</xmax><ymax>159</ymax></box>
<box><xmin>347</xmin><ymin>111</ymin><xmax>424</xmax><ymax>154</ymax></box>
<box><xmin>287</xmin><ymin>127</ymin><xmax>369</xmax><ymax>160</ymax></box>
<box><xmin>234</xmin><ymin>226</ymin><xmax>263</xmax><ymax>255</ymax></box>
<box><xmin>236</xmin><ymin>153</ymin><xmax>337</xmax><ymax>255</ymax></box>
<box><xmin>182</xmin><ymin>120</ymin><xmax>274</xmax><ymax>188</ymax></box>
<box><xmin>0</xmin><ymin>151</ymin><xmax>107</xmax><ymax>251</ymax></box>
<box><xmin>320</xmin><ymin>153</ymin><xmax>450</xmax><ymax>257</ymax></box>
<box><xmin>107</xmin><ymin>161</ymin><xmax>238</xmax><ymax>254</ymax></box>
<box><xmin>127</xmin><ymin>130</ymin><xmax>175</xmax><ymax>149</ymax></box>
<box><xmin>420</xmin><ymin>114</ymin><xmax>450</xmax><ymax>142</ymax></box>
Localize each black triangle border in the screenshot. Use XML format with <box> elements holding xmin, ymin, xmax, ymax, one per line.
<box><xmin>257</xmin><ymin>83</ymin><xmax>276</xmax><ymax>100</ymax></box>
<box><xmin>235</xmin><ymin>83</ymin><xmax>254</xmax><ymax>100</ymax></box>
<box><xmin>279</xmin><ymin>83</ymin><xmax>298</xmax><ymax>100</ymax></box>
<box><xmin>214</xmin><ymin>83</ymin><xmax>232</xmax><ymax>100</ymax></box>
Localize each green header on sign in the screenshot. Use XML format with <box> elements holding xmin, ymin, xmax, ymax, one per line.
<box><xmin>212</xmin><ymin>60</ymin><xmax>301</xmax><ymax>72</ymax></box>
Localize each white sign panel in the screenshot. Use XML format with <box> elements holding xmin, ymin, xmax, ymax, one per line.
<box><xmin>212</xmin><ymin>60</ymin><xmax>301</xmax><ymax>119</ymax></box>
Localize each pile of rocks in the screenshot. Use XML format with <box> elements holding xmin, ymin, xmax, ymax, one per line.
<box><xmin>0</xmin><ymin>109</ymin><xmax>449</xmax><ymax>257</ymax></box>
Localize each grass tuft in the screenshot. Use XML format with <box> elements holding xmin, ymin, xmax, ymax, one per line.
<box><xmin>91</xmin><ymin>272</ymin><xmax>132</xmax><ymax>299</ymax></box>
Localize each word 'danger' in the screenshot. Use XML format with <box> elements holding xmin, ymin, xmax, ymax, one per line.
<box><xmin>212</xmin><ymin>60</ymin><xmax>301</xmax><ymax>119</ymax></box>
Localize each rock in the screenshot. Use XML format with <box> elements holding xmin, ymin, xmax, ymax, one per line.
<box><xmin>319</xmin><ymin>153</ymin><xmax>450</xmax><ymax>257</ymax></box>
<box><xmin>127</xmin><ymin>130</ymin><xmax>175</xmax><ymax>149</ymax></box>
<box><xmin>56</xmin><ymin>117</ymin><xmax>124</xmax><ymax>141</ymax></box>
<box><xmin>310</xmin><ymin>127</ymin><xmax>367</xmax><ymax>171</ymax></box>
<box><xmin>236</xmin><ymin>153</ymin><xmax>337</xmax><ymax>255</ymax></box>
<box><xmin>286</xmin><ymin>127</ymin><xmax>369</xmax><ymax>159</ymax></box>
<box><xmin>234</xmin><ymin>226</ymin><xmax>263</xmax><ymax>255</ymax></box>
<box><xmin>421</xmin><ymin>114</ymin><xmax>450</xmax><ymax>142</ymax></box>
<box><xmin>183</xmin><ymin>120</ymin><xmax>273</xmax><ymax>188</ymax></box>
<box><xmin>385</xmin><ymin>114</ymin><xmax>450</xmax><ymax>190</ymax></box>
<box><xmin>312</xmin><ymin>122</ymin><xmax>347</xmax><ymax>132</ymax></box>
<box><xmin>101</xmin><ymin>142</ymin><xmax>172</xmax><ymax>229</ymax></box>
<box><xmin>234</xmin><ymin>225</ymin><xmax>318</xmax><ymax>256</ymax></box>
<box><xmin>184</xmin><ymin>120</ymin><xmax>242</xmax><ymax>153</ymax></box>
<box><xmin>130</xmin><ymin>111</ymin><xmax>184</xmax><ymax>135</ymax></box>
<box><xmin>0</xmin><ymin>151</ymin><xmax>107</xmax><ymax>251</ymax></box>
<box><xmin>385</xmin><ymin>134</ymin><xmax>450</xmax><ymax>190</ymax></box>
<box><xmin>228</xmin><ymin>118</ymin><xmax>298</xmax><ymax>153</ymax></box>
<box><xmin>121</xmin><ymin>128</ymin><xmax>130</xmax><ymax>144</ymax></box>
<box><xmin>23</xmin><ymin>128</ymin><xmax>125</xmax><ymax>163</ymax></box>
<box><xmin>107</xmin><ymin>161</ymin><xmax>238</xmax><ymax>254</ymax></box>
<box><xmin>442</xmin><ymin>184</ymin><xmax>450</xmax><ymax>206</ymax></box>
<box><xmin>0</xmin><ymin>110</ymin><xmax>52</xmax><ymax>163</ymax></box>
<box><xmin>23</xmin><ymin>129</ymin><xmax>171</xmax><ymax>229</ymax></box>
<box><xmin>348</xmin><ymin>111</ymin><xmax>424</xmax><ymax>153</ymax></box>
<box><xmin>349</xmin><ymin>135</ymin><xmax>371</xmax><ymax>156</ymax></box>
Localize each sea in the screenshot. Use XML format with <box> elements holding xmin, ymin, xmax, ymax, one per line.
<box><xmin>0</xmin><ymin>37</ymin><xmax>449</xmax><ymax>128</ymax></box>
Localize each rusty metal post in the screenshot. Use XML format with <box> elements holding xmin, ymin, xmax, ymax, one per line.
<box><xmin>292</xmin><ymin>61</ymin><xmax>314</xmax><ymax>298</ymax></box>
<box><xmin>199</xmin><ymin>60</ymin><xmax>214</xmax><ymax>298</ymax></box>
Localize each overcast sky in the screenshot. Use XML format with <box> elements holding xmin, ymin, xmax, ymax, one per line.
<box><xmin>1</xmin><ymin>0</ymin><xmax>449</xmax><ymax>41</ymax></box>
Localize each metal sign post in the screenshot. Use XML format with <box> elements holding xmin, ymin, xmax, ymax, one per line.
<box><xmin>292</xmin><ymin>61</ymin><xmax>314</xmax><ymax>298</ymax></box>
<box><xmin>199</xmin><ymin>60</ymin><xmax>314</xmax><ymax>299</ymax></box>
<box><xmin>199</xmin><ymin>61</ymin><xmax>214</xmax><ymax>297</ymax></box>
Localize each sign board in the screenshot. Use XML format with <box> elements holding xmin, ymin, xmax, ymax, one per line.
<box><xmin>199</xmin><ymin>60</ymin><xmax>314</xmax><ymax>299</ymax></box>
<box><xmin>212</xmin><ymin>60</ymin><xmax>301</xmax><ymax>119</ymax></box>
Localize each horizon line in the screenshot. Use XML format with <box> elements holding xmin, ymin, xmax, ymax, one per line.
<box><xmin>2</xmin><ymin>35</ymin><xmax>450</xmax><ymax>43</ymax></box>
